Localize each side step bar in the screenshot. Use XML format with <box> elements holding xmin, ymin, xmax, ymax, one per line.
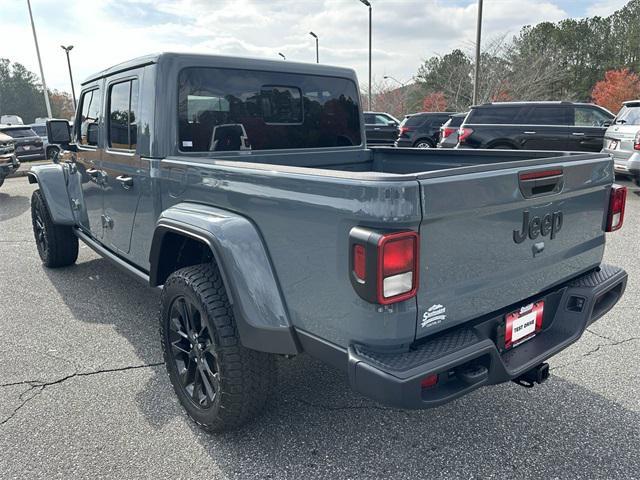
<box><xmin>74</xmin><ymin>228</ymin><xmax>150</xmax><ymax>284</ymax></box>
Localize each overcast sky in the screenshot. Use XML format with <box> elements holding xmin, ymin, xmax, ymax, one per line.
<box><xmin>0</xmin><ymin>0</ymin><xmax>630</xmax><ymax>93</ymax></box>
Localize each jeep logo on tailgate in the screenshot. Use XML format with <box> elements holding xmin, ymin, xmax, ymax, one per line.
<box><xmin>513</xmin><ymin>210</ymin><xmax>563</xmax><ymax>244</ymax></box>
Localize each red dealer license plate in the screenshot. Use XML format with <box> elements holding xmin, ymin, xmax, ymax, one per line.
<box><xmin>504</xmin><ymin>301</ymin><xmax>544</xmax><ymax>349</ymax></box>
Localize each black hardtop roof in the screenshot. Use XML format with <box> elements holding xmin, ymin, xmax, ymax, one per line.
<box><xmin>81</xmin><ymin>52</ymin><xmax>358</xmax><ymax>86</ymax></box>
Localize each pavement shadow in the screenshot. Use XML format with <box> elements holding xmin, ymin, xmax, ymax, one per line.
<box><xmin>133</xmin><ymin>350</ymin><xmax>640</xmax><ymax>479</ymax></box>
<box><xmin>0</xmin><ymin>193</ymin><xmax>30</xmax><ymax>223</ymax></box>
<box><xmin>42</xmin><ymin>250</ymin><xmax>640</xmax><ymax>478</ymax></box>
<box><xmin>43</xmin><ymin>255</ymin><xmax>162</xmax><ymax>367</ymax></box>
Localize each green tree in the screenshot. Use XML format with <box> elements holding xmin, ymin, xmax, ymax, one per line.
<box><xmin>0</xmin><ymin>59</ymin><xmax>48</xmax><ymax>123</ymax></box>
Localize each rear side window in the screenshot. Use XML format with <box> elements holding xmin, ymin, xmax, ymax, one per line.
<box><xmin>450</xmin><ymin>114</ymin><xmax>466</xmax><ymax>127</ymax></box>
<box><xmin>78</xmin><ymin>88</ymin><xmax>102</xmax><ymax>146</ymax></box>
<box><xmin>178</xmin><ymin>67</ymin><xmax>361</xmax><ymax>152</ymax></box>
<box><xmin>108</xmin><ymin>79</ymin><xmax>139</xmax><ymax>150</ymax></box>
<box><xmin>467</xmin><ymin>106</ymin><xmax>523</xmax><ymax>124</ymax></box>
<box><xmin>526</xmin><ymin>106</ymin><xmax>568</xmax><ymax>125</ymax></box>
<box><xmin>615</xmin><ymin>105</ymin><xmax>640</xmax><ymax>125</ymax></box>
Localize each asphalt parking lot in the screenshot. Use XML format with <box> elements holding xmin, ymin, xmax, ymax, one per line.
<box><xmin>1</xmin><ymin>175</ymin><xmax>639</xmax><ymax>479</ymax></box>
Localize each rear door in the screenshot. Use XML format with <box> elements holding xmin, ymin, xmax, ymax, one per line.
<box><xmin>101</xmin><ymin>75</ymin><xmax>143</xmax><ymax>255</ymax></box>
<box><xmin>415</xmin><ymin>154</ymin><xmax>611</xmax><ymax>340</ymax></box>
<box><xmin>568</xmin><ymin>105</ymin><xmax>612</xmax><ymax>152</ymax></box>
<box><xmin>519</xmin><ymin>105</ymin><xmax>569</xmax><ymax>150</ymax></box>
<box><xmin>365</xmin><ymin>114</ymin><xmax>397</xmax><ymax>144</ymax></box>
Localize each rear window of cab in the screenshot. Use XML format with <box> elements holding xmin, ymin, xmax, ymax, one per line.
<box><xmin>177</xmin><ymin>67</ymin><xmax>361</xmax><ymax>152</ymax></box>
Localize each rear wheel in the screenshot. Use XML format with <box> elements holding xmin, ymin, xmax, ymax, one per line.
<box><xmin>414</xmin><ymin>139</ymin><xmax>433</xmax><ymax>149</ymax></box>
<box><xmin>160</xmin><ymin>263</ymin><xmax>276</xmax><ymax>432</ymax></box>
<box><xmin>31</xmin><ymin>189</ymin><xmax>78</xmax><ymax>268</ymax></box>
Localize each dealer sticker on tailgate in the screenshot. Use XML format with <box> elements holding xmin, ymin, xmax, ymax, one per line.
<box><xmin>505</xmin><ymin>301</ymin><xmax>544</xmax><ymax>349</ymax></box>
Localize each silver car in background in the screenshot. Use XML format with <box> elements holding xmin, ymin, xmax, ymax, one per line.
<box><xmin>603</xmin><ymin>100</ymin><xmax>640</xmax><ymax>185</ymax></box>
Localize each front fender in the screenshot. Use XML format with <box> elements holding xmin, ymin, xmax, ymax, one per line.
<box><xmin>28</xmin><ymin>164</ymin><xmax>75</xmax><ymax>225</ymax></box>
<box><xmin>150</xmin><ymin>203</ymin><xmax>300</xmax><ymax>355</ymax></box>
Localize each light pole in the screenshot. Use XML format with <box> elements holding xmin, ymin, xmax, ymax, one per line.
<box><xmin>278</xmin><ymin>52</ymin><xmax>286</xmax><ymax>60</ymax></box>
<box><xmin>61</xmin><ymin>45</ymin><xmax>77</xmax><ymax>110</ymax></box>
<box><xmin>359</xmin><ymin>0</ymin><xmax>372</xmax><ymax>110</ymax></box>
<box><xmin>27</xmin><ymin>0</ymin><xmax>52</xmax><ymax>118</ymax></box>
<box><xmin>309</xmin><ymin>31</ymin><xmax>319</xmax><ymax>63</ymax></box>
<box><xmin>383</xmin><ymin>75</ymin><xmax>406</xmax><ymax>87</ymax></box>
<box><xmin>472</xmin><ymin>0</ymin><xmax>483</xmax><ymax>105</ymax></box>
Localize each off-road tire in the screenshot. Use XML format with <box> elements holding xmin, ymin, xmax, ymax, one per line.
<box><xmin>31</xmin><ymin>189</ymin><xmax>78</xmax><ymax>268</ymax></box>
<box><xmin>160</xmin><ymin>263</ymin><xmax>276</xmax><ymax>432</ymax></box>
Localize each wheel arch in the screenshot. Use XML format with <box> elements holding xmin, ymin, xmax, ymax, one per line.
<box><xmin>149</xmin><ymin>204</ymin><xmax>300</xmax><ymax>355</ymax></box>
<box><xmin>27</xmin><ymin>164</ymin><xmax>75</xmax><ymax>225</ymax></box>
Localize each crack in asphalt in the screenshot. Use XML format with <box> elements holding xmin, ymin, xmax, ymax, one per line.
<box><xmin>550</xmin><ymin>337</ymin><xmax>640</xmax><ymax>371</ymax></box>
<box><xmin>0</xmin><ymin>362</ymin><xmax>164</xmax><ymax>427</ymax></box>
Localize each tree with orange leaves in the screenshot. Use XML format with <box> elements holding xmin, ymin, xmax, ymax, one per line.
<box><xmin>592</xmin><ymin>69</ymin><xmax>640</xmax><ymax>114</ymax></box>
<box><xmin>422</xmin><ymin>92</ymin><xmax>447</xmax><ymax>112</ymax></box>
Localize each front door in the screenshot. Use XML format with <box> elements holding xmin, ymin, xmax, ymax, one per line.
<box><xmin>101</xmin><ymin>77</ymin><xmax>142</xmax><ymax>255</ymax></box>
<box><xmin>75</xmin><ymin>86</ymin><xmax>104</xmax><ymax>239</ymax></box>
<box><xmin>568</xmin><ymin>105</ymin><xmax>612</xmax><ymax>152</ymax></box>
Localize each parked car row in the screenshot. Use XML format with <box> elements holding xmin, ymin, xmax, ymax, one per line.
<box><xmin>0</xmin><ymin>124</ymin><xmax>45</xmax><ymax>161</ymax></box>
<box><xmin>0</xmin><ymin>131</ymin><xmax>20</xmax><ymax>188</ymax></box>
<box><xmin>367</xmin><ymin>100</ymin><xmax>638</xmax><ymax>159</ymax></box>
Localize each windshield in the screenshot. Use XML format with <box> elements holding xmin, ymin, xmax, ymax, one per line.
<box><xmin>178</xmin><ymin>67</ymin><xmax>361</xmax><ymax>152</ymax></box>
<box><xmin>615</xmin><ymin>105</ymin><xmax>640</xmax><ymax>125</ymax></box>
<box><xmin>1</xmin><ymin>127</ymin><xmax>37</xmax><ymax>138</ymax></box>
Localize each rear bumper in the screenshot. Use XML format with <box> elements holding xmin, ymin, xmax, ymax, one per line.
<box><xmin>394</xmin><ymin>139</ymin><xmax>413</xmax><ymax>148</ymax></box>
<box><xmin>346</xmin><ymin>264</ymin><xmax>626</xmax><ymax>409</ymax></box>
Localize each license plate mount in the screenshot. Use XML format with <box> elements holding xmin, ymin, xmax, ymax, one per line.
<box><xmin>504</xmin><ymin>301</ymin><xmax>544</xmax><ymax>350</ymax></box>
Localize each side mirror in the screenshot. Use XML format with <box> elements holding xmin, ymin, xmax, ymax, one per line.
<box><xmin>46</xmin><ymin>119</ymin><xmax>71</xmax><ymax>144</ymax></box>
<box><xmin>603</xmin><ymin>121</ymin><xmax>612</xmax><ymax>128</ymax></box>
<box><xmin>87</xmin><ymin>123</ymin><xmax>99</xmax><ymax>146</ymax></box>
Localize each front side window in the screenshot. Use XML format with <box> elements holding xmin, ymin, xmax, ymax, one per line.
<box><xmin>574</xmin><ymin>106</ymin><xmax>612</xmax><ymax>127</ymax></box>
<box><xmin>178</xmin><ymin>67</ymin><xmax>361</xmax><ymax>152</ymax></box>
<box><xmin>78</xmin><ymin>88</ymin><xmax>102</xmax><ymax>146</ymax></box>
<box><xmin>108</xmin><ymin>79</ymin><xmax>139</xmax><ymax>150</ymax></box>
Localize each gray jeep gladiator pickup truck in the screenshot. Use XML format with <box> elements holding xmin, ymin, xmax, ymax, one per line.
<box><xmin>29</xmin><ymin>53</ymin><xmax>628</xmax><ymax>432</ymax></box>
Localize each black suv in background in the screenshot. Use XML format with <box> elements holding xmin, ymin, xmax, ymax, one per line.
<box><xmin>457</xmin><ymin>101</ymin><xmax>614</xmax><ymax>151</ymax></box>
<box><xmin>364</xmin><ymin>111</ymin><xmax>400</xmax><ymax>145</ymax></box>
<box><xmin>437</xmin><ymin>112</ymin><xmax>467</xmax><ymax>148</ymax></box>
<box><xmin>0</xmin><ymin>125</ymin><xmax>45</xmax><ymax>160</ymax></box>
<box><xmin>395</xmin><ymin>112</ymin><xmax>456</xmax><ymax>148</ymax></box>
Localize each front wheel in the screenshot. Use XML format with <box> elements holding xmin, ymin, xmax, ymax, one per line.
<box><xmin>31</xmin><ymin>190</ymin><xmax>78</xmax><ymax>267</ymax></box>
<box><xmin>160</xmin><ymin>263</ymin><xmax>276</xmax><ymax>432</ymax></box>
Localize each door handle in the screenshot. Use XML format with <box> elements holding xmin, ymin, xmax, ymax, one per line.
<box><xmin>116</xmin><ymin>175</ymin><xmax>133</xmax><ymax>189</ymax></box>
<box><xmin>373</xmin><ymin>127</ymin><xmax>381</xmax><ymax>130</ymax></box>
<box><xmin>571</xmin><ymin>132</ymin><xmax>585</xmax><ymax>136</ymax></box>
<box><xmin>523</xmin><ymin>131</ymin><xmax>537</xmax><ymax>134</ymax></box>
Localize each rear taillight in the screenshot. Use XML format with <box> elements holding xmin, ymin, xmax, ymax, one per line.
<box><xmin>350</xmin><ymin>228</ymin><xmax>419</xmax><ymax>305</ymax></box>
<box><xmin>606</xmin><ymin>184</ymin><xmax>627</xmax><ymax>232</ymax></box>
<box><xmin>458</xmin><ymin>127</ymin><xmax>473</xmax><ymax>143</ymax></box>
<box><xmin>441</xmin><ymin>127</ymin><xmax>456</xmax><ymax>139</ymax></box>
<box><xmin>634</xmin><ymin>131</ymin><xmax>640</xmax><ymax>151</ymax></box>
<box><xmin>399</xmin><ymin>126</ymin><xmax>413</xmax><ymax>137</ymax></box>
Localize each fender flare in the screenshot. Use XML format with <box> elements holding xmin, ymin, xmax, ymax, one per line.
<box><xmin>149</xmin><ymin>203</ymin><xmax>301</xmax><ymax>355</ymax></box>
<box><xmin>27</xmin><ymin>164</ymin><xmax>75</xmax><ymax>225</ymax></box>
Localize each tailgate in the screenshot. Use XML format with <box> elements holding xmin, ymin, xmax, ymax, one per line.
<box><xmin>415</xmin><ymin>155</ymin><xmax>611</xmax><ymax>340</ymax></box>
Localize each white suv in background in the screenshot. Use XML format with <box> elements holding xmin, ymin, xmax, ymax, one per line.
<box><xmin>603</xmin><ymin>100</ymin><xmax>640</xmax><ymax>185</ymax></box>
